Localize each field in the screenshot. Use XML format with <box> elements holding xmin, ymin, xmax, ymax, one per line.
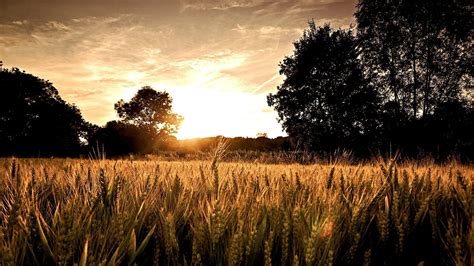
<box><xmin>0</xmin><ymin>157</ymin><xmax>472</xmax><ymax>265</ymax></box>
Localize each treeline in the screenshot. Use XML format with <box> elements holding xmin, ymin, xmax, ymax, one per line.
<box><xmin>0</xmin><ymin>69</ymin><xmax>182</xmax><ymax>157</ymax></box>
<box><xmin>0</xmin><ymin>69</ymin><xmax>292</xmax><ymax>158</ymax></box>
<box><xmin>166</xmin><ymin>136</ymin><xmax>292</xmax><ymax>153</ymax></box>
<box><xmin>0</xmin><ymin>68</ymin><xmax>93</xmax><ymax>157</ymax></box>
<box><xmin>268</xmin><ymin>0</ymin><xmax>473</xmax><ymax>161</ymax></box>
<box><xmin>0</xmin><ymin>0</ymin><xmax>472</xmax><ymax>161</ymax></box>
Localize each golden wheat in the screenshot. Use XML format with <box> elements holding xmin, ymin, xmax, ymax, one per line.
<box><xmin>0</xmin><ymin>157</ymin><xmax>472</xmax><ymax>265</ymax></box>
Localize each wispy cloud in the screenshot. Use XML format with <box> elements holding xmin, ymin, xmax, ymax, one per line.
<box><xmin>0</xmin><ymin>0</ymin><xmax>357</xmax><ymax>137</ymax></box>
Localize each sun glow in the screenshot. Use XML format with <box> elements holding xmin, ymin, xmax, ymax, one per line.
<box><xmin>170</xmin><ymin>88</ymin><xmax>281</xmax><ymax>139</ymax></box>
<box><xmin>173</xmin><ymin>89</ymin><xmax>243</xmax><ymax>139</ymax></box>
<box><xmin>127</xmin><ymin>71</ymin><xmax>145</xmax><ymax>82</ymax></box>
<box><xmin>112</xmin><ymin>52</ymin><xmax>284</xmax><ymax>140</ymax></box>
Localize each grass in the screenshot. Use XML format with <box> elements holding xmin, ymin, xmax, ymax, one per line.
<box><xmin>0</xmin><ymin>156</ymin><xmax>472</xmax><ymax>265</ymax></box>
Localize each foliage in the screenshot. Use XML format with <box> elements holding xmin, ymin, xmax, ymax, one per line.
<box><xmin>380</xmin><ymin>100</ymin><xmax>474</xmax><ymax>160</ymax></box>
<box><xmin>268</xmin><ymin>0</ymin><xmax>473</xmax><ymax>159</ymax></box>
<box><xmin>90</xmin><ymin>86</ymin><xmax>182</xmax><ymax>156</ymax></box>
<box><xmin>0</xmin><ymin>158</ymin><xmax>472</xmax><ymax>265</ymax></box>
<box><xmin>356</xmin><ymin>0</ymin><xmax>472</xmax><ymax>119</ymax></box>
<box><xmin>0</xmin><ymin>68</ymin><xmax>91</xmax><ymax>156</ymax></box>
<box><xmin>267</xmin><ymin>23</ymin><xmax>380</xmax><ymax>154</ymax></box>
<box><xmin>88</xmin><ymin>121</ymin><xmax>156</xmax><ymax>156</ymax></box>
<box><xmin>114</xmin><ymin>86</ymin><xmax>182</xmax><ymax>137</ymax></box>
<box><xmin>354</xmin><ymin>0</ymin><xmax>473</xmax><ymax>158</ymax></box>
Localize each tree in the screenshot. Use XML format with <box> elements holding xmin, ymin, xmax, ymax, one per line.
<box><xmin>267</xmin><ymin>23</ymin><xmax>381</xmax><ymax>154</ymax></box>
<box><xmin>0</xmin><ymin>68</ymin><xmax>90</xmax><ymax>156</ymax></box>
<box><xmin>355</xmin><ymin>0</ymin><xmax>472</xmax><ymax>119</ymax></box>
<box><xmin>355</xmin><ymin>0</ymin><xmax>473</xmax><ymax>158</ymax></box>
<box><xmin>88</xmin><ymin>121</ymin><xmax>152</xmax><ymax>156</ymax></box>
<box><xmin>90</xmin><ymin>86</ymin><xmax>182</xmax><ymax>155</ymax></box>
<box><xmin>114</xmin><ymin>86</ymin><xmax>182</xmax><ymax>138</ymax></box>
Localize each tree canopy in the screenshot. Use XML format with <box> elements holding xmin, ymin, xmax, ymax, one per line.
<box><xmin>0</xmin><ymin>68</ymin><xmax>90</xmax><ymax>156</ymax></box>
<box><xmin>356</xmin><ymin>0</ymin><xmax>472</xmax><ymax>119</ymax></box>
<box><xmin>356</xmin><ymin>0</ymin><xmax>473</xmax><ymax>158</ymax></box>
<box><xmin>90</xmin><ymin>86</ymin><xmax>182</xmax><ymax>156</ymax></box>
<box><xmin>267</xmin><ymin>0</ymin><xmax>473</xmax><ymax>159</ymax></box>
<box><xmin>268</xmin><ymin>23</ymin><xmax>380</xmax><ymax>154</ymax></box>
<box><xmin>114</xmin><ymin>86</ymin><xmax>182</xmax><ymax>137</ymax></box>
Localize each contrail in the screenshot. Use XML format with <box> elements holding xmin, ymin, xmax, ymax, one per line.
<box><xmin>252</xmin><ymin>74</ymin><xmax>280</xmax><ymax>94</ymax></box>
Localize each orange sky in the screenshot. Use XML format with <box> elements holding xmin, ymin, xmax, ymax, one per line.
<box><xmin>0</xmin><ymin>0</ymin><xmax>356</xmax><ymax>139</ymax></box>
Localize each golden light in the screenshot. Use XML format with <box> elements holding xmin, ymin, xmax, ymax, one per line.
<box><xmin>114</xmin><ymin>54</ymin><xmax>284</xmax><ymax>139</ymax></box>
<box><xmin>171</xmin><ymin>88</ymin><xmax>273</xmax><ymax>139</ymax></box>
<box><xmin>126</xmin><ymin>71</ymin><xmax>145</xmax><ymax>82</ymax></box>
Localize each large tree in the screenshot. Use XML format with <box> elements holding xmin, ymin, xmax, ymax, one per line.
<box><xmin>355</xmin><ymin>0</ymin><xmax>472</xmax><ymax>119</ymax></box>
<box><xmin>0</xmin><ymin>68</ymin><xmax>90</xmax><ymax>156</ymax></box>
<box><xmin>355</xmin><ymin>0</ymin><xmax>473</xmax><ymax>158</ymax></box>
<box><xmin>267</xmin><ymin>23</ymin><xmax>380</xmax><ymax>153</ymax></box>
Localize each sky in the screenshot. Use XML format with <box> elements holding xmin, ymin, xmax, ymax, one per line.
<box><xmin>0</xmin><ymin>0</ymin><xmax>357</xmax><ymax>139</ymax></box>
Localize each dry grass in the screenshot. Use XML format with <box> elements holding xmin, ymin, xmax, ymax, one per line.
<box><xmin>0</xmin><ymin>157</ymin><xmax>472</xmax><ymax>265</ymax></box>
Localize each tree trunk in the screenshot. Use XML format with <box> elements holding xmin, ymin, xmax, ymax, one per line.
<box><xmin>411</xmin><ymin>33</ymin><xmax>418</xmax><ymax>120</ymax></box>
<box><xmin>423</xmin><ymin>16</ymin><xmax>432</xmax><ymax>117</ymax></box>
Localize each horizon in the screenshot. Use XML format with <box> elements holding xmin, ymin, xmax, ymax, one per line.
<box><xmin>0</xmin><ymin>0</ymin><xmax>356</xmax><ymax>139</ymax></box>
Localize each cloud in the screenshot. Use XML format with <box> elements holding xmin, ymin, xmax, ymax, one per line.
<box><xmin>181</xmin><ymin>0</ymin><xmax>264</xmax><ymax>10</ymax></box>
<box><xmin>0</xmin><ymin>0</ymin><xmax>357</xmax><ymax>137</ymax></box>
<box><xmin>12</xmin><ymin>20</ymin><xmax>28</xmax><ymax>25</ymax></box>
<box><xmin>180</xmin><ymin>0</ymin><xmax>352</xmax><ymax>12</ymax></box>
<box><xmin>0</xmin><ymin>0</ymin><xmax>182</xmax><ymax>22</ymax></box>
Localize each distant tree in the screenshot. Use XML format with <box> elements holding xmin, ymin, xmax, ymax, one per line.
<box><xmin>267</xmin><ymin>23</ymin><xmax>381</xmax><ymax>154</ymax></box>
<box><xmin>88</xmin><ymin>121</ymin><xmax>152</xmax><ymax>156</ymax></box>
<box><xmin>114</xmin><ymin>86</ymin><xmax>182</xmax><ymax>138</ymax></box>
<box><xmin>90</xmin><ymin>86</ymin><xmax>182</xmax><ymax>156</ymax></box>
<box><xmin>0</xmin><ymin>68</ymin><xmax>90</xmax><ymax>156</ymax></box>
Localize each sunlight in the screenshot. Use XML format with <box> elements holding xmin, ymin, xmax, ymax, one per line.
<box><xmin>173</xmin><ymin>89</ymin><xmax>238</xmax><ymax>139</ymax></box>
<box><xmin>171</xmin><ymin>88</ymin><xmax>271</xmax><ymax>139</ymax></box>
<box><xmin>126</xmin><ymin>71</ymin><xmax>144</xmax><ymax>82</ymax></box>
<box><xmin>121</xmin><ymin>87</ymin><xmax>138</xmax><ymax>101</ymax></box>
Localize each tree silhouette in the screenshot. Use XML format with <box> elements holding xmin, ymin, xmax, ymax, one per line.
<box><xmin>267</xmin><ymin>23</ymin><xmax>380</xmax><ymax>154</ymax></box>
<box><xmin>356</xmin><ymin>0</ymin><xmax>472</xmax><ymax>119</ymax></box>
<box><xmin>88</xmin><ymin>121</ymin><xmax>151</xmax><ymax>156</ymax></box>
<box><xmin>0</xmin><ymin>68</ymin><xmax>90</xmax><ymax>156</ymax></box>
<box><xmin>355</xmin><ymin>0</ymin><xmax>473</xmax><ymax>159</ymax></box>
<box><xmin>90</xmin><ymin>86</ymin><xmax>182</xmax><ymax>156</ymax></box>
<box><xmin>114</xmin><ymin>86</ymin><xmax>182</xmax><ymax>137</ymax></box>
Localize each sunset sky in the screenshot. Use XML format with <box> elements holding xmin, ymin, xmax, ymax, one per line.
<box><xmin>0</xmin><ymin>0</ymin><xmax>356</xmax><ymax>139</ymax></box>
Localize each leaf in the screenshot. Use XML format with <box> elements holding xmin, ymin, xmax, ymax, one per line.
<box><xmin>107</xmin><ymin>248</ymin><xmax>120</xmax><ymax>266</ymax></box>
<box><xmin>134</xmin><ymin>201</ymin><xmax>146</xmax><ymax>226</ymax></box>
<box><xmin>52</xmin><ymin>203</ymin><xmax>61</xmax><ymax>227</ymax></box>
<box><xmin>129</xmin><ymin>224</ymin><xmax>156</xmax><ymax>266</ymax></box>
<box><xmin>79</xmin><ymin>238</ymin><xmax>88</xmax><ymax>266</ymax></box>
<box><xmin>128</xmin><ymin>229</ymin><xmax>137</xmax><ymax>258</ymax></box>
<box><xmin>35</xmin><ymin>210</ymin><xmax>55</xmax><ymax>261</ymax></box>
<box><xmin>255</xmin><ymin>213</ymin><xmax>268</xmax><ymax>250</ymax></box>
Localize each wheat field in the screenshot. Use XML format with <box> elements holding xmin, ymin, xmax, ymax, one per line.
<box><xmin>0</xmin><ymin>157</ymin><xmax>472</xmax><ymax>265</ymax></box>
